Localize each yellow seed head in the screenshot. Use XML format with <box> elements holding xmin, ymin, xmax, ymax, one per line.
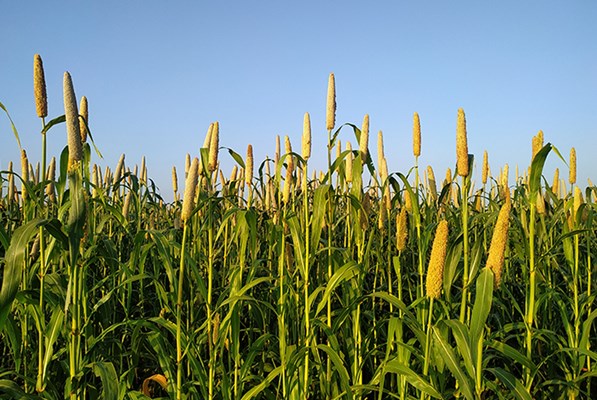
<box><xmin>326</xmin><ymin>73</ymin><xmax>336</xmax><ymax>131</ymax></box>
<box><xmin>552</xmin><ymin>168</ymin><xmax>559</xmax><ymax>195</ymax></box>
<box><xmin>487</xmin><ymin>200</ymin><xmax>511</xmax><ymax>287</ymax></box>
<box><xmin>91</xmin><ymin>164</ymin><xmax>99</xmax><ymax>198</ymax></box>
<box><xmin>283</xmin><ymin>164</ymin><xmax>293</xmax><ymax>204</ymax></box>
<box><xmin>33</xmin><ymin>54</ymin><xmax>48</xmax><ymax>118</ymax></box>
<box><xmin>181</xmin><ymin>157</ymin><xmax>199</xmax><ymax>222</ymax></box>
<box><xmin>426</xmin><ymin>220</ymin><xmax>449</xmax><ymax>299</ymax></box>
<box><xmin>8</xmin><ymin>162</ymin><xmax>15</xmax><ymax>203</ymax></box>
<box><xmin>230</xmin><ymin>165</ymin><xmax>238</xmax><ymax>182</ymax></box>
<box><xmin>380</xmin><ymin>157</ymin><xmax>389</xmax><ymax>183</ymax></box>
<box><xmin>500</xmin><ymin>164</ymin><xmax>510</xmax><ymax>202</ymax></box>
<box><xmin>246</xmin><ymin>144</ymin><xmax>254</xmax><ymax>185</ymax></box>
<box><xmin>208</xmin><ymin>121</ymin><xmax>219</xmax><ymax>172</ymax></box>
<box><xmin>396</xmin><ymin>207</ymin><xmax>408</xmax><ymax>251</ymax></box>
<box><xmin>456</xmin><ymin>108</ymin><xmax>469</xmax><ymax>177</ymax></box>
<box><xmin>413</xmin><ymin>112</ymin><xmax>421</xmax><ymax>157</ymax></box>
<box><xmin>203</xmin><ymin>123</ymin><xmax>213</xmax><ymax>149</ymax></box>
<box><xmin>79</xmin><ymin>96</ymin><xmax>88</xmax><ymax>143</ymax></box>
<box><xmin>21</xmin><ymin>149</ymin><xmax>29</xmax><ymax>201</ymax></box>
<box><xmin>532</xmin><ymin>130</ymin><xmax>543</xmax><ymax>160</ymax></box>
<box><xmin>113</xmin><ymin>154</ymin><xmax>125</xmax><ymax>185</ymax></box>
<box><xmin>377</xmin><ymin>130</ymin><xmax>385</xmax><ymax>173</ymax></box>
<box><xmin>172</xmin><ymin>166</ymin><xmax>179</xmax><ymax>195</ymax></box>
<box><xmin>404</xmin><ymin>189</ymin><xmax>413</xmax><ymax>213</ymax></box>
<box><xmin>360</xmin><ymin>114</ymin><xmax>369</xmax><ymax>162</ymax></box>
<box><xmin>427</xmin><ymin>165</ymin><xmax>437</xmax><ymax>202</ymax></box>
<box><xmin>63</xmin><ymin>72</ymin><xmax>82</xmax><ymax>170</ymax></box>
<box><xmin>140</xmin><ymin>156</ymin><xmax>147</xmax><ymax>185</ymax></box>
<box><xmin>536</xmin><ymin>190</ymin><xmax>546</xmax><ymax>215</ymax></box>
<box><xmin>302</xmin><ymin>112</ymin><xmax>312</xmax><ymax>159</ymax></box>
<box><xmin>573</xmin><ymin>186</ymin><xmax>583</xmax><ymax>221</ymax></box>
<box><xmin>346</xmin><ymin>141</ymin><xmax>354</xmax><ymax>183</ymax></box>
<box><xmin>482</xmin><ymin>150</ymin><xmax>489</xmax><ymax>185</ymax></box>
<box><xmin>274</xmin><ymin>135</ymin><xmax>281</xmax><ymax>167</ymax></box>
<box><xmin>46</xmin><ymin>157</ymin><xmax>56</xmax><ymax>201</ymax></box>
<box><xmin>122</xmin><ymin>190</ymin><xmax>132</xmax><ymax>219</ymax></box>
<box><xmin>569</xmin><ymin>147</ymin><xmax>576</xmax><ymax>185</ymax></box>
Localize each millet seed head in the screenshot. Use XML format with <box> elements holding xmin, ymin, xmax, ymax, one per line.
<box><xmin>326</xmin><ymin>73</ymin><xmax>336</xmax><ymax>131</ymax></box>
<box><xmin>34</xmin><ymin>54</ymin><xmax>48</xmax><ymax>118</ymax></box>
<box><xmin>79</xmin><ymin>96</ymin><xmax>88</xmax><ymax>143</ymax></box>
<box><xmin>63</xmin><ymin>72</ymin><xmax>83</xmax><ymax>170</ymax></box>
<box><xmin>302</xmin><ymin>112</ymin><xmax>312</xmax><ymax>159</ymax></box>
<box><xmin>456</xmin><ymin>108</ymin><xmax>469</xmax><ymax>177</ymax></box>
<box><xmin>426</xmin><ymin>220</ymin><xmax>449</xmax><ymax>299</ymax></box>
<box><xmin>413</xmin><ymin>112</ymin><xmax>421</xmax><ymax>157</ymax></box>
<box><xmin>569</xmin><ymin>147</ymin><xmax>576</xmax><ymax>185</ymax></box>
<box><xmin>181</xmin><ymin>157</ymin><xmax>199</xmax><ymax>222</ymax></box>
<box><xmin>487</xmin><ymin>200</ymin><xmax>511</xmax><ymax>287</ymax></box>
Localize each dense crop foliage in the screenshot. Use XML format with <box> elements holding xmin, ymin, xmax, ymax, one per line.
<box><xmin>1</xmin><ymin>58</ymin><xmax>596</xmax><ymax>399</ymax></box>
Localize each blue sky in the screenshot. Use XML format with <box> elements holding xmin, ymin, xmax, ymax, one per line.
<box><xmin>2</xmin><ymin>1</ymin><xmax>596</xmax><ymax>201</ymax></box>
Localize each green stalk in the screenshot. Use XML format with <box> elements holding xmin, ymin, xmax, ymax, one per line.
<box><xmin>422</xmin><ymin>297</ymin><xmax>435</xmax><ymax>400</ymax></box>
<box><xmin>208</xmin><ymin>220</ymin><xmax>215</xmax><ymax>400</ymax></box>
<box><xmin>303</xmin><ymin>162</ymin><xmax>311</xmax><ymax>398</ymax></box>
<box><xmin>176</xmin><ymin>223</ymin><xmax>189</xmax><ymax>400</ymax></box>
<box><xmin>36</xmin><ymin>117</ymin><xmax>47</xmax><ymax>393</ymax></box>
<box><xmin>459</xmin><ymin>176</ymin><xmax>470</xmax><ymax>323</ymax></box>
<box><xmin>525</xmin><ymin>203</ymin><xmax>536</xmax><ymax>389</ymax></box>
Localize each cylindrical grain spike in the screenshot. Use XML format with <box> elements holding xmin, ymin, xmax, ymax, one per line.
<box><xmin>326</xmin><ymin>73</ymin><xmax>336</xmax><ymax>131</ymax></box>
<box><xmin>426</xmin><ymin>220</ymin><xmax>449</xmax><ymax>299</ymax></box>
<box><xmin>46</xmin><ymin>156</ymin><xmax>56</xmax><ymax>201</ymax></box>
<box><xmin>396</xmin><ymin>207</ymin><xmax>408</xmax><ymax>251</ymax></box>
<box><xmin>34</xmin><ymin>54</ymin><xmax>48</xmax><ymax>118</ymax></box>
<box><xmin>79</xmin><ymin>96</ymin><xmax>88</xmax><ymax>143</ymax></box>
<box><xmin>552</xmin><ymin>168</ymin><xmax>559</xmax><ymax>195</ymax></box>
<box><xmin>377</xmin><ymin>130</ymin><xmax>385</xmax><ymax>173</ymax></box>
<box><xmin>482</xmin><ymin>150</ymin><xmax>489</xmax><ymax>185</ymax></box>
<box><xmin>346</xmin><ymin>141</ymin><xmax>353</xmax><ymax>183</ymax></box>
<box><xmin>487</xmin><ymin>200</ymin><xmax>512</xmax><ymax>287</ymax></box>
<box><xmin>569</xmin><ymin>147</ymin><xmax>576</xmax><ymax>185</ymax></box>
<box><xmin>208</xmin><ymin>121</ymin><xmax>219</xmax><ymax>172</ymax></box>
<box><xmin>456</xmin><ymin>108</ymin><xmax>469</xmax><ymax>177</ymax></box>
<box><xmin>427</xmin><ymin>165</ymin><xmax>438</xmax><ymax>202</ymax></box>
<box><xmin>21</xmin><ymin>149</ymin><xmax>29</xmax><ymax>201</ymax></box>
<box><xmin>63</xmin><ymin>72</ymin><xmax>82</xmax><ymax>170</ymax></box>
<box><xmin>113</xmin><ymin>154</ymin><xmax>125</xmax><ymax>185</ymax></box>
<box><xmin>360</xmin><ymin>114</ymin><xmax>369</xmax><ymax>162</ymax></box>
<box><xmin>413</xmin><ymin>112</ymin><xmax>421</xmax><ymax>157</ymax></box>
<box><xmin>246</xmin><ymin>144</ymin><xmax>254</xmax><ymax>186</ymax></box>
<box><xmin>181</xmin><ymin>157</ymin><xmax>199</xmax><ymax>222</ymax></box>
<box><xmin>302</xmin><ymin>112</ymin><xmax>311</xmax><ymax>160</ymax></box>
<box><xmin>172</xmin><ymin>166</ymin><xmax>179</xmax><ymax>198</ymax></box>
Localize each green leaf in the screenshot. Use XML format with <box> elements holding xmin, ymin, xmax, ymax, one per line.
<box><xmin>0</xmin><ymin>379</ymin><xmax>37</xmax><ymax>399</ymax></box>
<box><xmin>41</xmin><ymin>114</ymin><xmax>66</xmax><ymax>136</ymax></box>
<box><xmin>42</xmin><ymin>308</ymin><xmax>64</xmax><ymax>384</ymax></box>
<box><xmin>488</xmin><ymin>340</ymin><xmax>536</xmax><ymax>371</ymax></box>
<box><xmin>487</xmin><ymin>367</ymin><xmax>532</xmax><ymax>400</ymax></box>
<box><xmin>469</xmin><ymin>267</ymin><xmax>493</xmax><ymax>361</ymax></box>
<box><xmin>226</xmin><ymin>147</ymin><xmax>246</xmax><ymax>169</ymax></box>
<box><xmin>240</xmin><ymin>366</ymin><xmax>283</xmax><ymax>400</ymax></box>
<box><xmin>529</xmin><ymin>143</ymin><xmax>552</xmax><ymax>204</ymax></box>
<box><xmin>432</xmin><ymin>326</ymin><xmax>474</xmax><ymax>400</ymax></box>
<box><xmin>0</xmin><ymin>218</ymin><xmax>46</xmax><ymax>329</ymax></box>
<box><xmin>315</xmin><ymin>261</ymin><xmax>359</xmax><ymax>316</ymax></box>
<box><xmin>92</xmin><ymin>361</ymin><xmax>119</xmax><ymax>399</ymax></box>
<box><xmin>380</xmin><ymin>360</ymin><xmax>443</xmax><ymax>399</ymax></box>
<box><xmin>0</xmin><ymin>101</ymin><xmax>21</xmax><ymax>149</ymax></box>
<box><xmin>443</xmin><ymin>320</ymin><xmax>474</xmax><ymax>379</ymax></box>
<box><xmin>316</xmin><ymin>344</ymin><xmax>353</xmax><ymax>399</ymax></box>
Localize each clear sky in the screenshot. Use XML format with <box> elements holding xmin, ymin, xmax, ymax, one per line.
<box><xmin>2</xmin><ymin>1</ymin><xmax>596</xmax><ymax>201</ymax></box>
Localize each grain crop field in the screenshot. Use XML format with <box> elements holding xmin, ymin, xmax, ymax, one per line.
<box><xmin>0</xmin><ymin>56</ymin><xmax>596</xmax><ymax>399</ymax></box>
